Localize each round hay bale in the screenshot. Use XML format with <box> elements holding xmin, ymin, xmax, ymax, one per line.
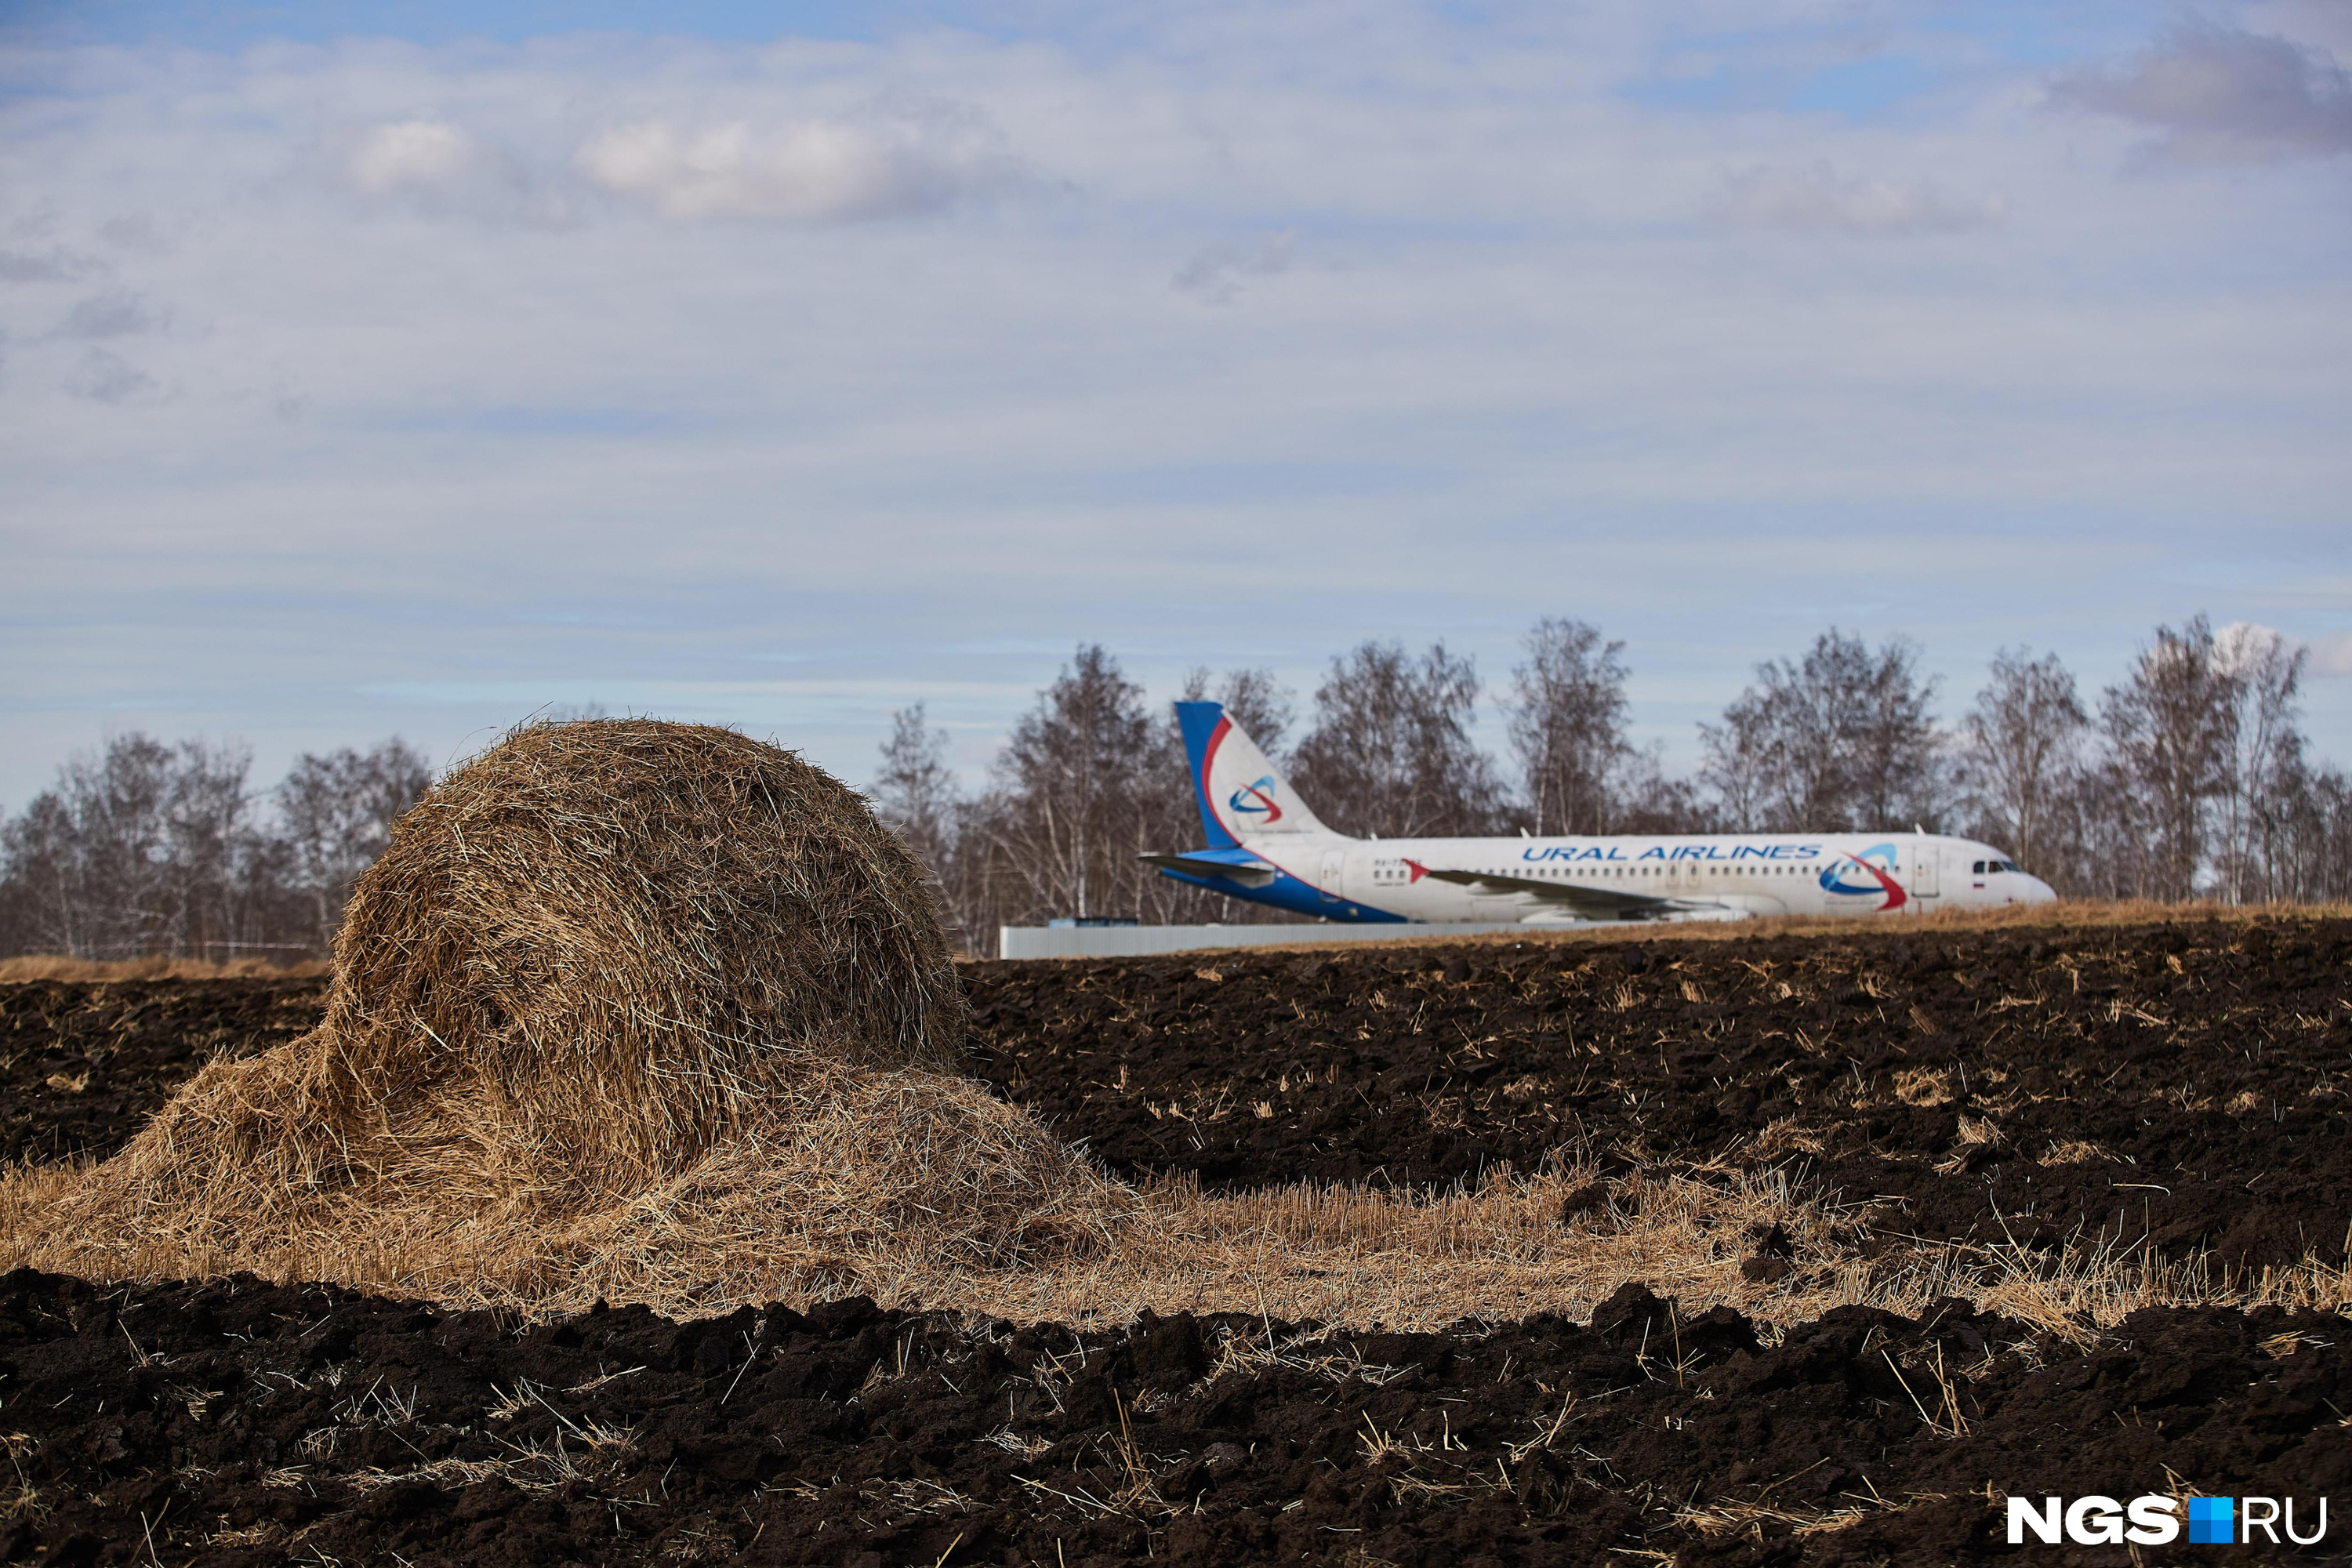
<box><xmin>313</xmin><ymin>718</ymin><xmax>967</xmax><ymax>1180</ymax></box>
<box><xmin>34</xmin><ymin>717</ymin><xmax>1138</xmax><ymax>1314</ymax></box>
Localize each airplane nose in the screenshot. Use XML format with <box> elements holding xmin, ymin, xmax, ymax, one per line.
<box><xmin>2021</xmin><ymin>876</ymin><xmax>2057</xmax><ymax>904</ymax></box>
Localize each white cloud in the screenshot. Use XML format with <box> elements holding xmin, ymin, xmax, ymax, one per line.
<box><xmin>0</xmin><ymin>12</ymin><xmax>2349</xmax><ymax>804</ymax></box>
<box><xmin>2215</xmin><ymin>618</ymin><xmax>2288</xmax><ymax>669</ymax></box>
<box><xmin>349</xmin><ymin>118</ymin><xmax>484</xmax><ymax>194</ymax></box>
<box><xmin>1712</xmin><ymin>162</ymin><xmax>2003</xmax><ymax>235</ymax></box>
<box><xmin>0</xmin><ymin>245</ymin><xmax>106</xmax><ymax>283</ymax></box>
<box><xmin>346</xmin><ymin>119</ymin><xmax>489</xmax><ymax>192</ymax></box>
<box><xmin>98</xmin><ymin>213</ymin><xmax>173</xmax><ymax>255</ymax></box>
<box><xmin>62</xmin><ymin>347</ymin><xmax>155</xmax><ymax>404</ymax></box>
<box><xmin>60</xmin><ymin>288</ymin><xmax>159</xmax><ymax>339</ymax></box>
<box><xmin>575</xmin><ymin>102</ymin><xmax>1018</xmax><ymax>223</ymax></box>
<box><xmin>2049</xmin><ymin>25</ymin><xmax>2352</xmax><ymax>165</ymax></box>
<box><xmin>2309</xmin><ymin>630</ymin><xmax>2352</xmax><ymax>678</ymax></box>
<box><xmin>1171</xmin><ymin>231</ymin><xmax>1296</xmax><ymax>304</ymax></box>
<box><xmin>2219</xmin><ymin>620</ymin><xmax>2352</xmax><ymax>681</ymax></box>
<box><xmin>342</xmin><ymin>118</ymin><xmax>546</xmax><ymax>219</ymax></box>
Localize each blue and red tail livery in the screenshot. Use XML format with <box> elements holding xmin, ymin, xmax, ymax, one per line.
<box><xmin>1174</xmin><ymin>700</ymin><xmax>1329</xmax><ymax>847</ymax></box>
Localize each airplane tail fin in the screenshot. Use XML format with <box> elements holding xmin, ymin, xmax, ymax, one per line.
<box><xmin>1174</xmin><ymin>701</ymin><xmax>1334</xmax><ymax>847</ymax></box>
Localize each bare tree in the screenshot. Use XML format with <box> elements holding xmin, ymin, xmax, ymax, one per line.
<box><xmin>1958</xmin><ymin>648</ymin><xmax>2086</xmax><ymax>873</ymax></box>
<box><xmin>2211</xmin><ymin>622</ymin><xmax>2307</xmax><ymax>904</ymax></box>
<box><xmin>1703</xmin><ymin>630</ymin><xmax>1939</xmax><ymax>832</ymax></box>
<box><xmin>1178</xmin><ymin>666</ymin><xmax>1297</xmax><ymax>759</ymax></box>
<box><xmin>167</xmin><ymin>738</ymin><xmax>262</xmax><ymax>957</ymax></box>
<box><xmin>0</xmin><ymin>793</ymin><xmax>85</xmax><ymax>957</ymax></box>
<box><xmin>2263</xmin><ymin>761</ymin><xmax>2352</xmax><ymax>903</ymax></box>
<box><xmin>1291</xmin><ymin>641</ymin><xmax>1507</xmax><ymax>837</ymax></box>
<box><xmin>868</xmin><ymin>703</ymin><xmax>960</xmax><ymax>873</ymax></box>
<box><xmin>870</xmin><ymin>662</ymin><xmax>1303</xmax><ymax>953</ymax></box>
<box><xmin>1609</xmin><ymin>742</ymin><xmax>1712</xmax><ymax>833</ymax></box>
<box><xmin>1848</xmin><ymin>637</ymin><xmax>1940</xmax><ymax>829</ymax></box>
<box><xmin>978</xmin><ymin>644</ymin><xmax>1167</xmax><ymax>923</ymax></box>
<box><xmin>276</xmin><ymin>739</ymin><xmax>434</xmax><ymax>952</ymax></box>
<box><xmin>1749</xmin><ymin>637</ymin><xmax>1866</xmax><ymax>829</ymax></box>
<box><xmin>64</xmin><ymin>732</ymin><xmax>180</xmax><ymax>956</ymax></box>
<box><xmin>0</xmin><ymin>732</ymin><xmax>287</xmax><ymax>960</ymax></box>
<box><xmin>2100</xmin><ymin>616</ymin><xmax>2231</xmax><ymax>902</ymax></box>
<box><xmin>1697</xmin><ymin>696</ymin><xmax>1773</xmax><ymax>833</ymax></box>
<box><xmin>868</xmin><ymin>703</ymin><xmax>1004</xmax><ymax>951</ymax></box>
<box><xmin>1507</xmin><ymin>617</ymin><xmax>1629</xmax><ymax>835</ymax></box>
<box><xmin>2038</xmin><ymin>759</ymin><xmax>2148</xmax><ymax>899</ymax></box>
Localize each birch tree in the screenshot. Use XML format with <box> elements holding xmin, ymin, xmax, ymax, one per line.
<box><xmin>1507</xmin><ymin>617</ymin><xmax>1629</xmax><ymax>836</ymax></box>
<box><xmin>1959</xmin><ymin>648</ymin><xmax>2086</xmax><ymax>874</ymax></box>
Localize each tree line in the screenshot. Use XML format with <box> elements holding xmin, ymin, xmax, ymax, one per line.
<box><xmin>869</xmin><ymin>615</ymin><xmax>2352</xmax><ymax>950</ymax></box>
<box><xmin>3</xmin><ymin>614</ymin><xmax>2346</xmax><ymax>961</ymax></box>
<box><xmin>0</xmin><ymin>736</ymin><xmax>432</xmax><ymax>962</ymax></box>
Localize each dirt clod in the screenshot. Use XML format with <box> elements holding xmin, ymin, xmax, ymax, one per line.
<box><xmin>2</xmin><ymin>1268</ymin><xmax>2343</xmax><ymax>1566</ymax></box>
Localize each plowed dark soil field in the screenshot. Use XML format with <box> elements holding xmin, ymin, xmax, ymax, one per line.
<box><xmin>4</xmin><ymin>1269</ymin><xmax>2347</xmax><ymax>1566</ymax></box>
<box><xmin>16</xmin><ymin>918</ymin><xmax>2352</xmax><ymax>1267</ymax></box>
<box><xmin>0</xmin><ymin>982</ymin><xmax>319</xmax><ymax>1170</ymax></box>
<box><xmin>4</xmin><ymin>915</ymin><xmax>2349</xmax><ymax>1563</ymax></box>
<box><xmin>972</xmin><ymin>918</ymin><xmax>2352</xmax><ymax>1273</ymax></box>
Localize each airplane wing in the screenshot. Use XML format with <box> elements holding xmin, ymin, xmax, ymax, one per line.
<box><xmin>1141</xmin><ymin>851</ymin><xmax>1278</xmax><ymax>887</ymax></box>
<box><xmin>1412</xmin><ymin>865</ymin><xmax>1704</xmax><ymax>921</ymax></box>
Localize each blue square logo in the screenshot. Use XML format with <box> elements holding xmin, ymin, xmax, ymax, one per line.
<box><xmin>2187</xmin><ymin>1497</ymin><xmax>2234</xmax><ymax>1544</ymax></box>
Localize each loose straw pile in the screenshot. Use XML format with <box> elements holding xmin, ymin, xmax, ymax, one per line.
<box><xmin>38</xmin><ymin>720</ymin><xmax>1133</xmax><ymax>1301</ymax></box>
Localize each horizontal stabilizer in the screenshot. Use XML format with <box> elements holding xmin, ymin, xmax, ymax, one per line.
<box><xmin>1141</xmin><ymin>851</ymin><xmax>1277</xmax><ymax>887</ymax></box>
<box><xmin>1412</xmin><ymin>864</ymin><xmax>1708</xmax><ymax>922</ymax></box>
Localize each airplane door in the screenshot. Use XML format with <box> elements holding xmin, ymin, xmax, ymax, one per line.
<box><xmin>1319</xmin><ymin>848</ymin><xmax>1345</xmax><ymax>902</ymax></box>
<box><xmin>1913</xmin><ymin>838</ymin><xmax>1939</xmax><ymax>899</ymax></box>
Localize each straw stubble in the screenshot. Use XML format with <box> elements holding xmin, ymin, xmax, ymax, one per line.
<box><xmin>38</xmin><ymin>719</ymin><xmax>1131</xmax><ymax>1297</ymax></box>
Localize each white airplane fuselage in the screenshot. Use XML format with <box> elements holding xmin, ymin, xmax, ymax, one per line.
<box><xmin>1186</xmin><ymin>828</ymin><xmax>2053</xmax><ymax>924</ymax></box>
<box><xmin>1148</xmin><ymin>702</ymin><xmax>2058</xmax><ymax>925</ymax></box>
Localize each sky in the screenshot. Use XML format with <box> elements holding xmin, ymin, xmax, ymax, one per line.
<box><xmin>2</xmin><ymin>0</ymin><xmax>2348</xmax><ymax>814</ymax></box>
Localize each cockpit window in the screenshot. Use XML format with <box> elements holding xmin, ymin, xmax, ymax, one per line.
<box><xmin>1974</xmin><ymin>858</ymin><xmax>2021</xmax><ymax>875</ymax></box>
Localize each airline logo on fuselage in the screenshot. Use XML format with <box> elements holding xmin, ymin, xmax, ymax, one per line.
<box><xmin>1227</xmin><ymin>777</ymin><xmax>1283</xmax><ymax>822</ymax></box>
<box><xmin>1820</xmin><ymin>843</ymin><xmax>1906</xmax><ymax>911</ymax></box>
<box><xmin>1518</xmin><ymin>840</ymin><xmax>1909</xmax><ymax>910</ymax></box>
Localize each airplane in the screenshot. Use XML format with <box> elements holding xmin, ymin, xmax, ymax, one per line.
<box><xmin>1142</xmin><ymin>701</ymin><xmax>2058</xmax><ymax>924</ymax></box>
